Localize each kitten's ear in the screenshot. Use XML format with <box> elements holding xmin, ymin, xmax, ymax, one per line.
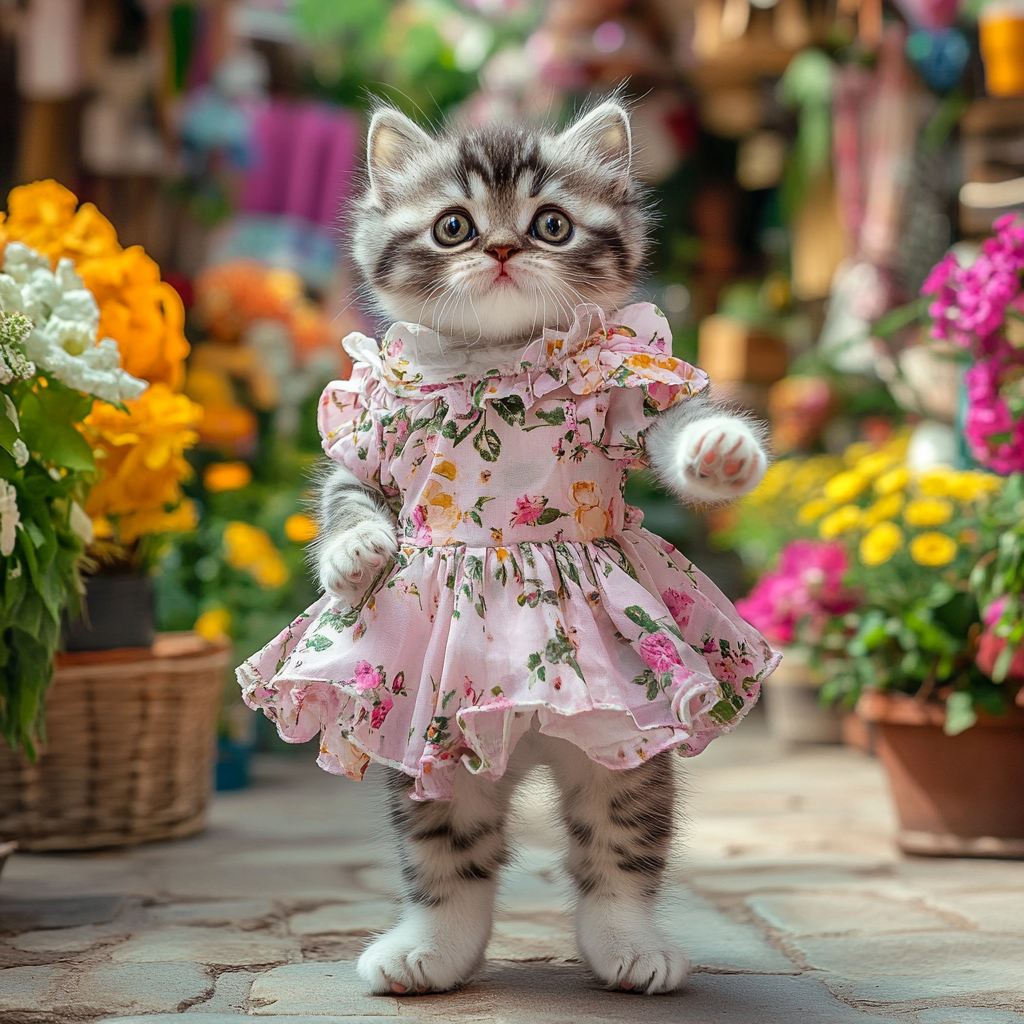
<box><xmin>561</xmin><ymin>101</ymin><xmax>632</xmax><ymax>184</ymax></box>
<box><xmin>366</xmin><ymin>108</ymin><xmax>434</xmax><ymax>195</ymax></box>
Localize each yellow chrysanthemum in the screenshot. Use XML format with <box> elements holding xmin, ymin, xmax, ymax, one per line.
<box><xmin>875</xmin><ymin>467</ymin><xmax>911</xmax><ymax>496</ymax></box>
<box><xmin>824</xmin><ymin>471</ymin><xmax>869</xmax><ymax>504</ymax></box>
<box><xmin>860</xmin><ymin>522</ymin><xmax>903</xmax><ymax>566</ymax></box>
<box><xmin>284</xmin><ymin>513</ymin><xmax>319</xmax><ymax>543</ymax></box>
<box><xmin>2</xmin><ymin>180</ymin><xmax>189</xmax><ymax>389</ymax></box>
<box><xmin>204</xmin><ymin>461</ymin><xmax>253</xmax><ymax>493</ymax></box>
<box><xmin>223</xmin><ymin>521</ymin><xmax>290</xmax><ymax>589</ymax></box>
<box><xmin>861</xmin><ymin>493</ymin><xmax>904</xmax><ymax>528</ymax></box>
<box><xmin>917</xmin><ymin>467</ymin><xmax>956</xmax><ymax>498</ymax></box>
<box><xmin>797</xmin><ymin>498</ymin><xmax>833</xmax><ymax>524</ymax></box>
<box><xmin>855</xmin><ymin>451</ymin><xmax>896</xmax><ymax>478</ymax></box>
<box><xmin>903</xmin><ymin>498</ymin><xmax>954</xmax><ymax>527</ymax></box>
<box><xmin>947</xmin><ymin>471</ymin><xmax>1002</xmax><ymax>502</ymax></box>
<box><xmin>194</xmin><ymin>606</ymin><xmax>231</xmax><ymax>642</ymax></box>
<box><xmin>910</xmin><ymin>531</ymin><xmax>958</xmax><ymax>567</ymax></box>
<box><xmin>117</xmin><ymin>499</ymin><xmax>198</xmax><ymax>545</ymax></box>
<box><xmin>82</xmin><ymin>384</ymin><xmax>202</xmax><ymax>521</ymax></box>
<box><xmin>843</xmin><ymin>441</ymin><xmax>874</xmax><ymax>466</ymax></box>
<box><xmin>819</xmin><ymin>504</ymin><xmax>861</xmax><ymax>539</ymax></box>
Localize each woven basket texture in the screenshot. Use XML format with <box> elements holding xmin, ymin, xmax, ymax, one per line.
<box><xmin>0</xmin><ymin>633</ymin><xmax>231</xmax><ymax>852</ymax></box>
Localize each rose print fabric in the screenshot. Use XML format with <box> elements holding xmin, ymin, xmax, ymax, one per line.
<box><xmin>238</xmin><ymin>303</ymin><xmax>780</xmax><ymax>800</ymax></box>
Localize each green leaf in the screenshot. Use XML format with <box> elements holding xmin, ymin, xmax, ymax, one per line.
<box><xmin>624</xmin><ymin>604</ymin><xmax>660</xmax><ymax>635</ymax></box>
<box><xmin>491</xmin><ymin>395</ymin><xmax>526</xmax><ymax>427</ymax></box>
<box><xmin>473</xmin><ymin>428</ymin><xmax>501</xmax><ymax>462</ymax></box>
<box><xmin>871</xmin><ymin>297</ymin><xmax>929</xmax><ymax>340</ymax></box>
<box><xmin>536</xmin><ymin>506</ymin><xmax>566</xmax><ymax>526</ymax></box>
<box><xmin>0</xmin><ymin>408</ymin><xmax>18</xmax><ymax>456</ymax></box>
<box><xmin>19</xmin><ymin>388</ymin><xmax>95</xmax><ymax>472</ymax></box>
<box><xmin>944</xmin><ymin>691</ymin><xmax>977</xmax><ymax>736</ymax></box>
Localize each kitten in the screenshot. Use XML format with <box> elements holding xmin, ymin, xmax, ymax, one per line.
<box><xmin>315</xmin><ymin>101</ymin><xmax>768</xmax><ymax>995</ymax></box>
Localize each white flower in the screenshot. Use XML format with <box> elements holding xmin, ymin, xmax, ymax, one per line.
<box><xmin>0</xmin><ymin>243</ymin><xmax>147</xmax><ymax>403</ymax></box>
<box><xmin>0</xmin><ymin>480</ymin><xmax>20</xmax><ymax>557</ymax></box>
<box><xmin>12</xmin><ymin>439</ymin><xmax>29</xmax><ymax>468</ymax></box>
<box><xmin>0</xmin><ymin>309</ymin><xmax>35</xmax><ymax>384</ymax></box>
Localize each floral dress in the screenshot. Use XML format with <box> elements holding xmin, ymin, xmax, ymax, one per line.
<box><xmin>238</xmin><ymin>303</ymin><xmax>780</xmax><ymax>800</ymax></box>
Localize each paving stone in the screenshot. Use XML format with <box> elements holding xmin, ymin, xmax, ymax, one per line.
<box><xmin>794</xmin><ymin>932</ymin><xmax>1024</xmax><ymax>1003</ymax></box>
<box><xmin>185</xmin><ymin>970</ymin><xmax>262</xmax><ymax>1013</ymax></box>
<box><xmin>0</xmin><ymin>893</ymin><xmax>125</xmax><ymax>931</ymax></box>
<box><xmin>687</xmin><ymin>868</ymin><xmax>881</xmax><ymax>895</ymax></box>
<box><xmin>10</xmin><ymin>920</ymin><xmax>133</xmax><ymax>952</ymax></box>
<box><xmin>916</xmin><ymin>1010</ymin><xmax>1024</xmax><ymax>1024</ymax></box>
<box><xmin>289</xmin><ymin>902</ymin><xmax>397</xmax><ymax>935</ymax></box>
<box><xmin>665</xmin><ymin>892</ymin><xmax>797</xmax><ymax>973</ymax></box>
<box><xmin>746</xmin><ymin>892</ymin><xmax>950</xmax><ymax>936</ymax></box>
<box><xmin>108</xmin><ymin>926</ymin><xmax>300</xmax><ymax>967</ymax></box>
<box><xmin>150</xmin><ymin>900</ymin><xmax>277</xmax><ymax>927</ymax></box>
<box><xmin>0</xmin><ymin>965</ymin><xmax>63</xmax><ymax>1013</ymax></box>
<box><xmin>923</xmin><ymin>892</ymin><xmax>1024</xmax><ymax>935</ymax></box>
<box><xmin>248</xmin><ymin>962</ymin><xmax>401</xmax><ymax>1016</ymax></box>
<box><xmin>102</xmin><ymin>1016</ymin><xmax>412</xmax><ymax>1023</ymax></box>
<box><xmin>489</xmin><ymin>913</ymin><xmax>574</xmax><ymax>960</ymax></box>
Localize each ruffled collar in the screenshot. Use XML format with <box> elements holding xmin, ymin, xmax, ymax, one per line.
<box><xmin>341</xmin><ymin>302</ymin><xmax>709</xmax><ymax>413</ymax></box>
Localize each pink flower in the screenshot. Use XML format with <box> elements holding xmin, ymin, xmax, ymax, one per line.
<box><xmin>639</xmin><ymin>632</ymin><xmax>682</xmax><ymax>674</ymax></box>
<box><xmin>662</xmin><ymin>588</ymin><xmax>694</xmax><ymax>628</ymax></box>
<box><xmin>354</xmin><ymin>661</ymin><xmax>383</xmax><ymax>692</ymax></box>
<box><xmin>392</xmin><ymin>671</ymin><xmax>406</xmax><ymax>693</ymax></box>
<box><xmin>411</xmin><ymin>504</ymin><xmax>432</xmax><ymax>545</ymax></box>
<box><xmin>394</xmin><ymin>417</ymin><xmax>410</xmax><ymax>442</ymax></box>
<box><xmin>510</xmin><ymin>495</ymin><xmax>546</xmax><ymax>526</ymax></box>
<box><xmin>370</xmin><ymin>696</ymin><xmax>393</xmax><ymax>730</ymax></box>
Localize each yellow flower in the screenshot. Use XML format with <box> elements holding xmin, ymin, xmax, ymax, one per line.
<box><xmin>861</xmin><ymin>493</ymin><xmax>904</xmax><ymax>528</ymax></box>
<box><xmin>855</xmin><ymin>451</ymin><xmax>896</xmax><ymax>478</ymax></box>
<box><xmin>860</xmin><ymin>522</ymin><xmax>903</xmax><ymax>566</ymax></box>
<box><xmin>843</xmin><ymin>442</ymin><xmax>873</xmax><ymax>466</ymax></box>
<box><xmin>204</xmin><ymin>461</ymin><xmax>253</xmax><ymax>493</ymax></box>
<box><xmin>917</xmin><ymin>467</ymin><xmax>956</xmax><ymax>497</ymax></box>
<box><xmin>432</xmin><ymin>460</ymin><xmax>458</xmax><ymax>481</ymax></box>
<box><xmin>797</xmin><ymin>498</ymin><xmax>832</xmax><ymax>524</ymax></box>
<box><xmin>82</xmin><ymin>384</ymin><xmax>202</xmax><ymax>521</ymax></box>
<box><xmin>875</xmin><ymin>467</ymin><xmax>910</xmax><ymax>495</ymax></box>
<box><xmin>223</xmin><ymin>521</ymin><xmax>290</xmax><ymax>589</ymax></box>
<box><xmin>903</xmin><ymin>498</ymin><xmax>954</xmax><ymax>527</ymax></box>
<box><xmin>947</xmin><ymin>471</ymin><xmax>1001</xmax><ymax>502</ymax></box>
<box><xmin>118</xmin><ymin>499</ymin><xmax>198</xmax><ymax>544</ymax></box>
<box><xmin>824</xmin><ymin>471</ymin><xmax>869</xmax><ymax>504</ymax></box>
<box><xmin>910</xmin><ymin>531</ymin><xmax>958</xmax><ymax>567</ymax></box>
<box><xmin>194</xmin><ymin>606</ymin><xmax>231</xmax><ymax>641</ymax></box>
<box><xmin>284</xmin><ymin>513</ymin><xmax>318</xmax><ymax>543</ymax></box>
<box><xmin>819</xmin><ymin>504</ymin><xmax>861</xmax><ymax>539</ymax></box>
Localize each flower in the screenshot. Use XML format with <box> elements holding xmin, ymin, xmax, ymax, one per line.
<box><xmin>903</xmin><ymin>498</ymin><xmax>954</xmax><ymax>527</ymax></box>
<box><xmin>354</xmin><ymin>661</ymin><xmax>384</xmax><ymax>692</ymax></box>
<box><xmin>824</xmin><ymin>471</ymin><xmax>868</xmax><ymax>504</ymax></box>
<box><xmin>117</xmin><ymin>498</ymin><xmax>198</xmax><ymax>544</ymax></box>
<box><xmin>860</xmin><ymin>522</ymin><xmax>903</xmax><ymax>566</ymax></box>
<box><xmin>194</xmin><ymin>606</ymin><xmax>231</xmax><ymax>641</ymax></box>
<box><xmin>284</xmin><ymin>513</ymin><xmax>319</xmax><ymax>543</ymax></box>
<box><xmin>662</xmin><ymin>588</ymin><xmax>695</xmax><ymax>628</ymax></box>
<box><xmin>947</xmin><ymin>471</ymin><xmax>1001</xmax><ymax>502</ymax></box>
<box><xmin>0</xmin><ymin>309</ymin><xmax>34</xmax><ymax>383</ymax></box>
<box><xmin>510</xmin><ymin>494</ymin><xmax>547</xmax><ymax>526</ymax></box>
<box><xmin>875</xmin><ymin>467</ymin><xmax>910</xmax><ymax>495</ymax></box>
<box><xmin>855</xmin><ymin>451</ymin><xmax>896</xmax><ymax>478</ymax></box>
<box><xmin>916</xmin><ymin>468</ymin><xmax>956</xmax><ymax>497</ymax></box>
<box><xmin>0</xmin><ymin>479</ymin><xmax>19</xmax><ymax>556</ymax></box>
<box><xmin>819</xmin><ymin>504</ymin><xmax>861</xmax><ymax>539</ymax></box>
<box><xmin>639</xmin><ymin>632</ymin><xmax>682</xmax><ymax>674</ymax></box>
<box><xmin>910</xmin><ymin>531</ymin><xmax>958</xmax><ymax>567</ymax></box>
<box><xmin>223</xmin><ymin>521</ymin><xmax>290</xmax><ymax>589</ymax></box>
<box><xmin>861</xmin><ymin>494</ymin><xmax>903</xmax><ymax>528</ymax></box>
<box><xmin>370</xmin><ymin>695</ymin><xmax>394</xmax><ymax>730</ymax></box>
<box><xmin>1</xmin><ymin>243</ymin><xmax>147</xmax><ymax>403</ymax></box>
<box><xmin>797</xmin><ymin>498</ymin><xmax>832</xmax><ymax>524</ymax></box>
<box><xmin>204</xmin><ymin>461</ymin><xmax>252</xmax><ymax>493</ymax></box>
<box><xmin>81</xmin><ymin>384</ymin><xmax>202</xmax><ymax>523</ymax></box>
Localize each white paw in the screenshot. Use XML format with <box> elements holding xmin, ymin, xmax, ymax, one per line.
<box><xmin>357</xmin><ymin>914</ymin><xmax>486</xmax><ymax>995</ymax></box>
<box><xmin>318</xmin><ymin>521</ymin><xmax>397</xmax><ymax>604</ymax></box>
<box><xmin>576</xmin><ymin>903</ymin><xmax>689</xmax><ymax>995</ymax></box>
<box><xmin>675</xmin><ymin>415</ymin><xmax>766</xmax><ymax>503</ymax></box>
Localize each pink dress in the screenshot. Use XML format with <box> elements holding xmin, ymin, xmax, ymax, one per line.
<box><xmin>238</xmin><ymin>303</ymin><xmax>780</xmax><ymax>800</ymax></box>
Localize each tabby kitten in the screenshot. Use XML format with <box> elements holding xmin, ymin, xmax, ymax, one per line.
<box><xmin>315</xmin><ymin>101</ymin><xmax>768</xmax><ymax>996</ymax></box>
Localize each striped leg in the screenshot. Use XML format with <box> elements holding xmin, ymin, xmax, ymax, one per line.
<box><xmin>549</xmin><ymin>745</ymin><xmax>688</xmax><ymax>994</ymax></box>
<box><xmin>357</xmin><ymin>766</ymin><xmax>515</xmax><ymax>994</ymax></box>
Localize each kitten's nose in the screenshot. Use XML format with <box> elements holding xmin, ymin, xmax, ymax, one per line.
<box><xmin>485</xmin><ymin>245</ymin><xmax>520</xmax><ymax>263</ymax></box>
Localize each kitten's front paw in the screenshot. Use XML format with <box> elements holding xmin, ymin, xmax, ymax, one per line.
<box><xmin>318</xmin><ymin>521</ymin><xmax>398</xmax><ymax>605</ymax></box>
<box><xmin>578</xmin><ymin>920</ymin><xmax>689</xmax><ymax>995</ymax></box>
<box><xmin>357</xmin><ymin>918</ymin><xmax>485</xmax><ymax>995</ymax></box>
<box><xmin>676</xmin><ymin>415</ymin><xmax>767</xmax><ymax>503</ymax></box>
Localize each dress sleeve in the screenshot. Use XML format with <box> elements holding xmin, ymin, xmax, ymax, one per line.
<box><xmin>317</xmin><ymin>365</ymin><xmax>387</xmax><ymax>489</ymax></box>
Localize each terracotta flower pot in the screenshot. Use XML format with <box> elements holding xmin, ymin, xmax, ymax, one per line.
<box><xmin>857</xmin><ymin>690</ymin><xmax>1024</xmax><ymax>859</ymax></box>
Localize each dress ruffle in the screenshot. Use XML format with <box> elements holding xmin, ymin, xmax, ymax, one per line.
<box><xmin>239</xmin><ymin>527</ymin><xmax>779</xmax><ymax>801</ymax></box>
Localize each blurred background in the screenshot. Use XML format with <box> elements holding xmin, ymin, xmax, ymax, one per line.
<box><xmin>4</xmin><ymin>0</ymin><xmax>1022</xmax><ymax>770</ymax></box>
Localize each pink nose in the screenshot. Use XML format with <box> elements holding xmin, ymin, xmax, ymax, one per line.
<box><xmin>486</xmin><ymin>245</ymin><xmax>520</xmax><ymax>263</ymax></box>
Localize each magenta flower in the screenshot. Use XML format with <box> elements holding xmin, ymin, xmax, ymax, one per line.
<box><xmin>662</xmin><ymin>588</ymin><xmax>694</xmax><ymax>628</ymax></box>
<box><xmin>354</xmin><ymin>661</ymin><xmax>383</xmax><ymax>692</ymax></box>
<box><xmin>411</xmin><ymin>504</ymin><xmax>432</xmax><ymax>545</ymax></box>
<box><xmin>510</xmin><ymin>495</ymin><xmax>546</xmax><ymax>526</ymax></box>
<box><xmin>370</xmin><ymin>696</ymin><xmax>393</xmax><ymax>730</ymax></box>
<box><xmin>639</xmin><ymin>632</ymin><xmax>682</xmax><ymax>674</ymax></box>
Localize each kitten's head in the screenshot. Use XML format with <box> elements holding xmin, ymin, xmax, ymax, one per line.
<box><xmin>350</xmin><ymin>100</ymin><xmax>649</xmax><ymax>349</ymax></box>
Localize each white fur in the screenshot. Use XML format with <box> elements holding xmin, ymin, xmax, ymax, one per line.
<box><xmin>318</xmin><ymin>521</ymin><xmax>399</xmax><ymax>604</ymax></box>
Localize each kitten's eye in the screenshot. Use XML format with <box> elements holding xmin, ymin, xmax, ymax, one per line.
<box><xmin>531</xmin><ymin>209</ymin><xmax>573</xmax><ymax>244</ymax></box>
<box><xmin>433</xmin><ymin>212</ymin><xmax>475</xmax><ymax>246</ymax></box>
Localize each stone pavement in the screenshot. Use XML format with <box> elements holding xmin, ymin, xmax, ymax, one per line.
<box><xmin>2</xmin><ymin>711</ymin><xmax>1023</xmax><ymax>1023</ymax></box>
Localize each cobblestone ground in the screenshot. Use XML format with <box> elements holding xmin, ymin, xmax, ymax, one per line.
<box><xmin>2</xmin><ymin>712</ymin><xmax>1023</xmax><ymax>1024</ymax></box>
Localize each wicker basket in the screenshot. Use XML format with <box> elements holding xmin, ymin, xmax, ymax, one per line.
<box><xmin>0</xmin><ymin>633</ymin><xmax>231</xmax><ymax>852</ymax></box>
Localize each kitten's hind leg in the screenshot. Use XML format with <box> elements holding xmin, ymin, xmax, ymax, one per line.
<box><xmin>549</xmin><ymin>745</ymin><xmax>688</xmax><ymax>995</ymax></box>
<box><xmin>358</xmin><ymin>767</ymin><xmax>514</xmax><ymax>995</ymax></box>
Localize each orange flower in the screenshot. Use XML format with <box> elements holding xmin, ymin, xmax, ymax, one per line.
<box><xmin>284</xmin><ymin>513</ymin><xmax>319</xmax><ymax>543</ymax></box>
<box><xmin>204</xmin><ymin>461</ymin><xmax>253</xmax><ymax>493</ymax></box>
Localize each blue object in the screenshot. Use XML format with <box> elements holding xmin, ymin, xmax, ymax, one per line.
<box><xmin>215</xmin><ymin>738</ymin><xmax>254</xmax><ymax>791</ymax></box>
<box><xmin>906</xmin><ymin>29</ymin><xmax>970</xmax><ymax>93</ymax></box>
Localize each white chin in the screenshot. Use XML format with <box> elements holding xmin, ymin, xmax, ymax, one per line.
<box><xmin>430</xmin><ymin>285</ymin><xmax>576</xmax><ymax>344</ymax></box>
